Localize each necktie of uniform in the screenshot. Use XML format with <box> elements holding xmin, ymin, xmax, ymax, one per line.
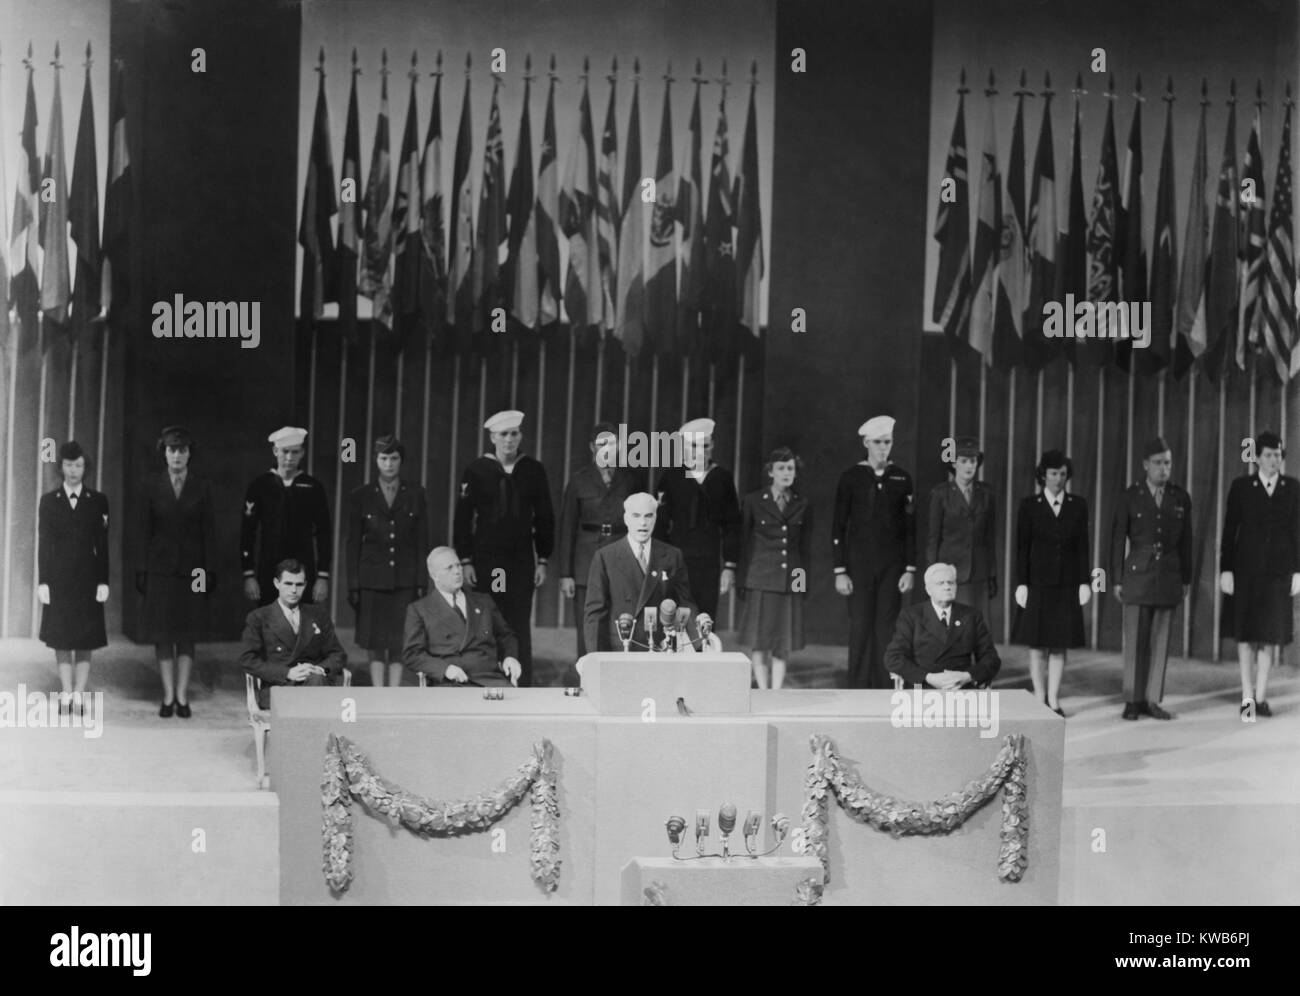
<box><xmin>172</xmin><ymin>476</ymin><xmax>184</xmax><ymax>499</ymax></box>
<box><xmin>776</xmin><ymin>492</ymin><xmax>788</xmax><ymax>513</ymax></box>
<box><xmin>69</xmin><ymin>493</ymin><xmax>78</xmax><ymax>509</ymax></box>
<box><xmin>942</xmin><ymin>609</ymin><xmax>950</xmax><ymax>629</ymax></box>
<box><xmin>1154</xmin><ymin>486</ymin><xmax>1164</xmax><ymax>508</ymax></box>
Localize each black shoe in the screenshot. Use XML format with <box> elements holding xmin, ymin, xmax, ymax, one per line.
<box><xmin>1137</xmin><ymin>701</ymin><xmax>1152</xmax><ymax>716</ymax></box>
<box><xmin>1146</xmin><ymin>702</ymin><xmax>1174</xmax><ymax>720</ymax></box>
<box><xmin>1256</xmin><ymin>700</ymin><xmax>1272</xmax><ymax>717</ymax></box>
<box><xmin>1122</xmin><ymin>702</ymin><xmax>1141</xmax><ymax>720</ymax></box>
<box><xmin>175</xmin><ymin>701</ymin><xmax>192</xmax><ymax>719</ymax></box>
<box><xmin>160</xmin><ymin>700</ymin><xmax>175</xmax><ymax>718</ymax></box>
<box><xmin>1050</xmin><ymin>705</ymin><xmax>1066</xmax><ymax>718</ymax></box>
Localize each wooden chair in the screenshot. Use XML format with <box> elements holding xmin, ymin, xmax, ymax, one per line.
<box><xmin>245</xmin><ymin>668</ymin><xmax>353</xmax><ymax>790</ymax></box>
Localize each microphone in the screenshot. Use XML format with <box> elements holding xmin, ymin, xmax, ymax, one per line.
<box><xmin>694</xmin><ymin>809</ymin><xmax>710</xmax><ymax>854</ymax></box>
<box><xmin>696</xmin><ymin>614</ymin><xmax>713</xmax><ymax>641</ymax></box>
<box><xmin>643</xmin><ymin>606</ymin><xmax>658</xmax><ymax>650</ymax></box>
<box><xmin>665</xmin><ymin>815</ymin><xmax>686</xmax><ymax>848</ymax></box>
<box><xmin>718</xmin><ymin>803</ymin><xmax>737</xmax><ymax>837</ymax></box>
<box><xmin>770</xmin><ymin>813</ymin><xmax>790</xmax><ymax>847</ymax></box>
<box><xmin>616</xmin><ymin>613</ymin><xmax>635</xmax><ymax>652</ymax></box>
<box><xmin>742</xmin><ymin>811</ymin><xmax>762</xmax><ymax>853</ymax></box>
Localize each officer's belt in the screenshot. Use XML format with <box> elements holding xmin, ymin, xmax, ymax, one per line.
<box><xmin>581</xmin><ymin>523</ymin><xmax>628</xmax><ymax>536</ymax></box>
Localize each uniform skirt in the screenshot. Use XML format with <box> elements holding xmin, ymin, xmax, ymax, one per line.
<box><xmin>356</xmin><ymin>587</ymin><xmax>419</xmax><ymax>653</ymax></box>
<box><xmin>737</xmin><ymin>590</ymin><xmax>804</xmax><ymax>657</ymax></box>
<box><xmin>1014</xmin><ymin>584</ymin><xmax>1085</xmax><ymax>649</ymax></box>
<box><xmin>1227</xmin><ymin>573</ymin><xmax>1294</xmax><ymax>645</ymax></box>
<box><xmin>139</xmin><ymin>573</ymin><xmax>208</xmax><ymax>644</ymax></box>
<box><xmin>39</xmin><ymin>587</ymin><xmax>107</xmax><ymax>651</ymax></box>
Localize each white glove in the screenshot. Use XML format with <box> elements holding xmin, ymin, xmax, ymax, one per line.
<box><xmin>96</xmin><ymin>584</ymin><xmax>109</xmax><ymax>603</ymax></box>
<box><xmin>1290</xmin><ymin>573</ymin><xmax>1300</xmax><ymax>598</ymax></box>
<box><xmin>1219</xmin><ymin>571</ymin><xmax>1234</xmax><ymax>596</ymax></box>
<box><xmin>38</xmin><ymin>584</ymin><xmax>51</xmax><ymax>605</ymax></box>
<box><xmin>1014</xmin><ymin>585</ymin><xmax>1028</xmax><ymax>609</ymax></box>
<box><xmin>1078</xmin><ymin>584</ymin><xmax>1091</xmax><ymax>607</ymax></box>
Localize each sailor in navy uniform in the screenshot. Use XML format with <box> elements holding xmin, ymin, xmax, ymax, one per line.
<box><xmin>453</xmin><ymin>410</ymin><xmax>555</xmax><ymax>687</ymax></box>
<box><xmin>831</xmin><ymin>415</ymin><xmax>916</xmax><ymax>689</ymax></box>
<box><xmin>240</xmin><ymin>426</ymin><xmax>332</xmax><ymax>606</ymax></box>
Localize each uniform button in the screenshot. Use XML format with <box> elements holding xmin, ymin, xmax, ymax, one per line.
<box><xmin>389</xmin><ymin>560</ymin><xmax>395</xmax><ymax>566</ymax></box>
<box><xmin>781</xmin><ymin>525</ymin><xmax>788</xmax><ymax>532</ymax></box>
<box><xmin>780</xmin><ymin>562</ymin><xmax>787</xmax><ymax>569</ymax></box>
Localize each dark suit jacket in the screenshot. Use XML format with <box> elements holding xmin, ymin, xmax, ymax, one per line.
<box><xmin>926</xmin><ymin>480</ymin><xmax>996</xmax><ymax>584</ymax></box>
<box><xmin>239</xmin><ymin>602</ymin><xmax>347</xmax><ymax>708</ymax></box>
<box><xmin>346</xmin><ymin>479</ymin><xmax>430</xmax><ymax>592</ymax></box>
<box><xmin>1014</xmin><ymin>490</ymin><xmax>1090</xmax><ymax>588</ymax></box>
<box><xmin>39</xmin><ymin>487</ymin><xmax>110</xmax><ymax>593</ymax></box>
<box><xmin>583</xmin><ymin>538</ymin><xmax>696</xmax><ymax>652</ymax></box>
<box><xmin>1110</xmin><ymin>480</ymin><xmax>1193</xmax><ymax>605</ymax></box>
<box><xmin>884</xmin><ymin>601</ymin><xmax>1001</xmax><ymax>687</ymax></box>
<box><xmin>137</xmin><ymin>471</ymin><xmax>215</xmax><ymax>577</ymax></box>
<box><xmin>1221</xmin><ymin>473</ymin><xmax>1300</xmax><ymax>577</ymax></box>
<box><xmin>403</xmin><ymin>590</ymin><xmax>519</xmax><ymax>685</ymax></box>
<box><xmin>737</xmin><ymin>488</ymin><xmax>813</xmax><ymax>593</ymax></box>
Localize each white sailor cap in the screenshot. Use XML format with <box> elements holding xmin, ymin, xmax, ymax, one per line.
<box><xmin>484</xmin><ymin>410</ymin><xmax>524</xmax><ymax>433</ymax></box>
<box><xmin>624</xmin><ymin>492</ymin><xmax>659</xmax><ymax>514</ymax></box>
<box><xmin>858</xmin><ymin>415</ymin><xmax>895</xmax><ymax>440</ymax></box>
<box><xmin>268</xmin><ymin>426</ymin><xmax>307</xmax><ymax>448</ymax></box>
<box><xmin>680</xmin><ymin>417</ymin><xmax>715</xmax><ymax>438</ymax></box>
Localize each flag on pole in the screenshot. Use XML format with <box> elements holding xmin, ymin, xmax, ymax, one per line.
<box><xmin>1083</xmin><ymin>94</ymin><xmax>1120</xmax><ymax>367</ymax></box>
<box><xmin>614</xmin><ymin>75</ymin><xmax>645</xmax><ymax>355</ymax></box>
<box><xmin>735</xmin><ymin>74</ymin><xmax>763</xmax><ymax>352</ymax></box>
<box><xmin>40</xmin><ymin>59</ymin><xmax>71</xmax><ymax>339</ymax></box>
<box><xmin>560</xmin><ymin>76</ymin><xmax>600</xmax><ymax>336</ymax></box>
<box><xmin>1144</xmin><ymin>87</ymin><xmax>1176</xmax><ymax>376</ymax></box>
<box><xmin>1055</xmin><ymin>92</ymin><xmax>1088</xmax><ymax>366</ymax></box>
<box><xmin>101</xmin><ymin>59</ymin><xmax>131</xmax><ymax>327</ymax></box>
<box><xmin>677</xmin><ymin>78</ymin><xmax>705</xmax><ymax>352</ymax></box>
<box><xmin>646</xmin><ymin>73</ymin><xmax>676</xmax><ymax>356</ymax></box>
<box><xmin>449</xmin><ymin>68</ymin><xmax>474</xmax><ymax>347</ymax></box>
<box><xmin>933</xmin><ymin>86</ymin><xmax>972</xmax><ymax>350</ymax></box>
<box><xmin>1202</xmin><ymin>97</ymin><xmax>1239</xmax><ymax>382</ymax></box>
<box><xmin>360</xmin><ymin>65</ymin><xmax>393</xmax><ymax>330</ymax></box>
<box><xmin>506</xmin><ymin>73</ymin><xmax>538</xmax><ymax>329</ymax></box>
<box><xmin>472</xmin><ymin>79</ymin><xmax>506</xmax><ymax>339</ymax></box>
<box><xmin>418</xmin><ymin>62</ymin><xmax>445</xmax><ymax>350</ymax></box>
<box><xmin>1174</xmin><ymin>91</ymin><xmax>1209</xmax><ymax>378</ymax></box>
<box><xmin>1116</xmin><ymin>87</ymin><xmax>1146</xmax><ymax>372</ymax></box>
<box><xmin>992</xmin><ymin>81</ymin><xmax>1026</xmax><ymax>371</ymax></box>
<box><xmin>338</xmin><ymin>61</ymin><xmax>362</xmax><ymax>346</ymax></box>
<box><xmin>391</xmin><ymin>70</ymin><xmax>422</xmax><ymax>349</ymax></box>
<box><xmin>299</xmin><ymin>62</ymin><xmax>338</xmax><ymax>323</ymax></box>
<box><xmin>1260</xmin><ymin>99</ymin><xmax>1295</xmax><ymax>383</ymax></box>
<box><xmin>703</xmin><ymin>91</ymin><xmax>736</xmax><ymax>363</ymax></box>
<box><xmin>0</xmin><ymin>54</ymin><xmax>9</xmax><ymax>358</ymax></box>
<box><xmin>597</xmin><ymin>77</ymin><xmax>618</xmax><ymax>334</ymax></box>
<box><xmin>536</xmin><ymin>71</ymin><xmax>561</xmax><ymax>326</ymax></box>
<box><xmin>968</xmin><ymin>85</ymin><xmax>1001</xmax><ymax>365</ymax></box>
<box><xmin>1236</xmin><ymin>101</ymin><xmax>1266</xmax><ymax>370</ymax></box>
<box><xmin>1024</xmin><ymin>82</ymin><xmax>1056</xmax><ymax>370</ymax></box>
<box><xmin>10</xmin><ymin>53</ymin><xmax>41</xmax><ymax>345</ymax></box>
<box><xmin>69</xmin><ymin>53</ymin><xmax>101</xmax><ymax>344</ymax></box>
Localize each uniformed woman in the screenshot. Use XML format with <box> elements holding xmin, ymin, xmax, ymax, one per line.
<box><xmin>136</xmin><ymin>426</ymin><xmax>215</xmax><ymax>717</ymax></box>
<box><xmin>737</xmin><ymin>447</ymin><xmax>812</xmax><ymax>689</ymax></box>
<box><xmin>37</xmin><ymin>441</ymin><xmax>110</xmax><ymax>715</ymax></box>
<box><xmin>1219</xmin><ymin>431</ymin><xmax>1300</xmax><ymax>719</ymax></box>
<box><xmin>1013</xmin><ymin>450</ymin><xmax>1091</xmax><ymax>716</ymax></box>
<box><xmin>347</xmin><ymin>435</ymin><xmax>430</xmax><ymax>687</ymax></box>
<box><xmin>926</xmin><ymin>436</ymin><xmax>997</xmax><ymax>620</ymax></box>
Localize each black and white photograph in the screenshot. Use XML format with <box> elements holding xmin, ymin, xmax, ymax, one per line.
<box><xmin>0</xmin><ymin>0</ymin><xmax>1296</xmax><ymax>935</ymax></box>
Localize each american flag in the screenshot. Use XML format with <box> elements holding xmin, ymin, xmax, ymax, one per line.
<box><xmin>1236</xmin><ymin>104</ymin><xmax>1266</xmax><ymax>369</ymax></box>
<box><xmin>1259</xmin><ymin>101</ymin><xmax>1295</xmax><ymax>382</ymax></box>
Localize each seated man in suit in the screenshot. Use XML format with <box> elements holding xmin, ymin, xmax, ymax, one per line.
<box><xmin>239</xmin><ymin>558</ymin><xmax>347</xmax><ymax>709</ymax></box>
<box><xmin>583</xmin><ymin>492</ymin><xmax>709</xmax><ymax>654</ymax></box>
<box><xmin>884</xmin><ymin>562</ymin><xmax>1000</xmax><ymax>689</ymax></box>
<box><xmin>404</xmin><ymin>547</ymin><xmax>523</xmax><ymax>686</ymax></box>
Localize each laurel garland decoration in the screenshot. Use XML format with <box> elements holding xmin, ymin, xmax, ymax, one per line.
<box><xmin>796</xmin><ymin>732</ymin><xmax>1028</xmax><ymax>904</ymax></box>
<box><xmin>321</xmin><ymin>733</ymin><xmax>561</xmax><ymax>895</ymax></box>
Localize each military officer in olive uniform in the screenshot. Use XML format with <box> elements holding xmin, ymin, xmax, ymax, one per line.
<box><xmin>1109</xmin><ymin>437</ymin><xmax>1192</xmax><ymax>720</ymax></box>
<box><xmin>557</xmin><ymin>422</ymin><xmax>639</xmax><ymax>663</ymax></box>
<box><xmin>454</xmin><ymin>410</ymin><xmax>555</xmax><ymax>687</ymax></box>
<box><xmin>241</xmin><ymin>427</ymin><xmax>333</xmax><ymax>607</ymax></box>
<box><xmin>832</xmin><ymin>415</ymin><xmax>917</xmax><ymax>689</ymax></box>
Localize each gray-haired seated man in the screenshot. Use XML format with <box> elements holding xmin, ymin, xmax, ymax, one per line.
<box><xmin>884</xmin><ymin>563</ymin><xmax>1001</xmax><ymax>689</ymax></box>
<box><xmin>403</xmin><ymin>547</ymin><xmax>522</xmax><ymax>686</ymax></box>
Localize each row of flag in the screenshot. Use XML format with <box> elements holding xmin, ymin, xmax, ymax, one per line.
<box><xmin>933</xmin><ymin>71</ymin><xmax>1298</xmax><ymax>384</ymax></box>
<box><xmin>299</xmin><ymin>51</ymin><xmax>765</xmax><ymax>361</ymax></box>
<box><xmin>2</xmin><ymin>44</ymin><xmax>131</xmax><ymax>356</ymax></box>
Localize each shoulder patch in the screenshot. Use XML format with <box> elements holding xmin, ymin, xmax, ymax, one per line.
<box><xmin>460</xmin><ymin>483</ymin><xmax>469</xmax><ymax>498</ymax></box>
<box><xmin>245</xmin><ymin>501</ymin><xmax>256</xmax><ymax>516</ymax></box>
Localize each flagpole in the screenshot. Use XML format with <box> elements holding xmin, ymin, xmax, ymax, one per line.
<box><xmin>1065</xmin><ymin>365</ymin><xmax>1074</xmax><ymax>477</ymax></box>
<box><xmin>621</xmin><ymin>356</ymin><xmax>630</xmax><ymax>426</ymax></box>
<box><xmin>977</xmin><ymin>363</ymin><xmax>986</xmax><ymax>457</ymax></box>
<box><xmin>421</xmin><ymin>338</ymin><xmax>431</xmax><ymax>489</ymax></box>
<box><xmin>395</xmin><ymin>350</ymin><xmax>404</xmax><ymax>434</ymax></box>
<box><xmin>95</xmin><ymin>323</ymin><xmax>108</xmax><ymax>489</ymax></box>
<box><xmin>330</xmin><ymin>345</ymin><xmax>348</xmax><ymax>623</ymax></box>
<box><xmin>559</xmin><ymin>332</ymin><xmax>576</xmax><ymax>620</ymax></box>
<box><xmin>707</xmin><ymin>360</ymin><xmax>716</xmax><ymax>419</ymax></box>
<box><xmin>1035</xmin><ymin>368</ymin><xmax>1043</xmax><ymax>457</ymax></box>
<box><xmin>732</xmin><ymin>352</ymin><xmax>746</xmax><ymax>630</ymax></box>
<box><xmin>1157</xmin><ymin>368</ymin><xmax>1165</xmax><ymax>435</ymax></box>
<box><xmin>307</xmin><ymin>326</ymin><xmax>318</xmax><ymax>472</ymax></box>
<box><xmin>1185</xmin><ymin>370</ymin><xmax>1195</xmax><ymax>659</ymax></box>
<box><xmin>31</xmin><ymin>318</ymin><xmax>48</xmax><ymax>636</ymax></box>
<box><xmin>1092</xmin><ymin>369</ymin><xmax>1105</xmax><ymax>648</ymax></box>
<box><xmin>594</xmin><ymin>335</ymin><xmax>605</xmax><ymax>419</ymax></box>
<box><xmin>681</xmin><ymin>355</ymin><xmax>689</xmax><ymax>424</ymax></box>
<box><xmin>447</xmin><ymin>354</ymin><xmax>461</xmax><ymax>541</ymax></box>
<box><xmin>2</xmin><ymin>316</ymin><xmax>20</xmax><ymax>638</ymax></box>
<box><xmin>1213</xmin><ymin>373</ymin><xmax>1226</xmax><ymax>661</ymax></box>
<box><xmin>1004</xmin><ymin>366</ymin><xmax>1015</xmax><ymax>642</ymax></box>
<box><xmin>363</xmin><ymin>324</ymin><xmax>376</xmax><ymax>473</ymax></box>
<box><xmin>510</xmin><ymin>340</ymin><xmax>519</xmax><ymax>409</ymax></box>
<box><xmin>67</xmin><ymin>341</ymin><xmax>78</xmax><ymax>441</ymax></box>
<box><xmin>1125</xmin><ymin>365</ymin><xmax>1135</xmax><ymax>478</ymax></box>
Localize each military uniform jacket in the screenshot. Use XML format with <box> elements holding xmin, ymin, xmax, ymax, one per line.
<box><xmin>738</xmin><ymin>488</ymin><xmax>813</xmax><ymax>593</ymax></box>
<box><xmin>1014</xmin><ymin>491</ymin><xmax>1090</xmax><ymax>588</ymax></box>
<box><xmin>831</xmin><ymin>462</ymin><xmax>916</xmax><ymax>574</ymax></box>
<box><xmin>137</xmin><ymin>471</ymin><xmax>215</xmax><ymax>578</ymax></box>
<box><xmin>1109</xmin><ymin>480</ymin><xmax>1192</xmax><ymax>605</ymax></box>
<box><xmin>926</xmin><ymin>480</ymin><xmax>996</xmax><ymax>584</ymax></box>
<box><xmin>403</xmin><ymin>590</ymin><xmax>519</xmax><ymax>685</ymax></box>
<box><xmin>1221</xmin><ymin>472</ymin><xmax>1300</xmax><ymax>577</ymax></box>
<box><xmin>453</xmin><ymin>454</ymin><xmax>555</xmax><ymax>562</ymax></box>
<box><xmin>652</xmin><ymin>465</ymin><xmax>742</xmax><ymax>569</ymax></box>
<box><xmin>241</xmin><ymin>471</ymin><xmax>332</xmax><ymax>581</ymax></box>
<box><xmin>346</xmin><ymin>479</ymin><xmax>430</xmax><ymax>592</ymax></box>
<box><xmin>39</xmin><ymin>486</ymin><xmax>110</xmax><ymax>596</ymax></box>
<box><xmin>556</xmin><ymin>462</ymin><xmax>639</xmax><ymax>583</ymax></box>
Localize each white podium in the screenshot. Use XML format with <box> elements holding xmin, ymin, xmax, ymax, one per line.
<box><xmin>577</xmin><ymin>651</ymin><xmax>753</xmax><ymax>715</ymax></box>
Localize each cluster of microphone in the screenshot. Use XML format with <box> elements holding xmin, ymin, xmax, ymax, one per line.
<box><xmin>665</xmin><ymin>806</ymin><xmax>790</xmax><ymax>860</ymax></box>
<box><xmin>615</xmin><ymin>599</ymin><xmax>714</xmax><ymax>654</ymax></box>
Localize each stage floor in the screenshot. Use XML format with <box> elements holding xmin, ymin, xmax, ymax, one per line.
<box><xmin>1</xmin><ymin>628</ymin><xmax>1296</xmax><ymax>903</ymax></box>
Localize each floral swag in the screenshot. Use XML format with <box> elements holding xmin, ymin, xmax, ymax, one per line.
<box><xmin>797</xmin><ymin>732</ymin><xmax>1028</xmax><ymax>904</ymax></box>
<box><xmin>321</xmin><ymin>733</ymin><xmax>562</xmax><ymax>896</ymax></box>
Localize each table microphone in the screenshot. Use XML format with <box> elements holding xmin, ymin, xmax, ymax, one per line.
<box><xmin>717</xmin><ymin>802</ymin><xmax>738</xmax><ymax>858</ymax></box>
<box><xmin>616</xmin><ymin>613</ymin><xmax>635</xmax><ymax>652</ymax></box>
<box><xmin>643</xmin><ymin>606</ymin><xmax>658</xmax><ymax>650</ymax></box>
<box><xmin>658</xmin><ymin>598</ymin><xmax>678</xmax><ymax>649</ymax></box>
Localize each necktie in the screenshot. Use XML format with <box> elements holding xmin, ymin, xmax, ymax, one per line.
<box><xmin>69</xmin><ymin>492</ymin><xmax>78</xmax><ymax>509</ymax></box>
<box><xmin>289</xmin><ymin>608</ymin><xmax>299</xmax><ymax>634</ymax></box>
<box><xmin>1154</xmin><ymin>487</ymin><xmax>1163</xmax><ymax>508</ymax></box>
<box><xmin>776</xmin><ymin>492</ymin><xmax>788</xmax><ymax>512</ymax></box>
<box><xmin>172</xmin><ymin>476</ymin><xmax>184</xmax><ymax>499</ymax></box>
<box><xmin>943</xmin><ymin>610</ymin><xmax>950</xmax><ymax>629</ymax></box>
<box><xmin>639</xmin><ymin>543</ymin><xmax>649</xmax><ymax>572</ymax></box>
<box><xmin>453</xmin><ymin>594</ymin><xmax>466</xmax><ymax>622</ymax></box>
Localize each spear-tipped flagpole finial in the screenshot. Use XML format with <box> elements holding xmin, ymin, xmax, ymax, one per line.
<box><xmin>430</xmin><ymin>50</ymin><xmax>442</xmax><ymax>79</ymax></box>
<box><xmin>984</xmin><ymin>68</ymin><xmax>997</xmax><ymax>96</ymax></box>
<box><xmin>1041</xmin><ymin>71</ymin><xmax>1054</xmax><ymax>99</ymax></box>
<box><xmin>1228</xmin><ymin>78</ymin><xmax>1237</xmax><ymax>104</ymax></box>
<box><xmin>351</xmin><ymin>48</ymin><xmax>359</xmax><ymax>75</ymax></box>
